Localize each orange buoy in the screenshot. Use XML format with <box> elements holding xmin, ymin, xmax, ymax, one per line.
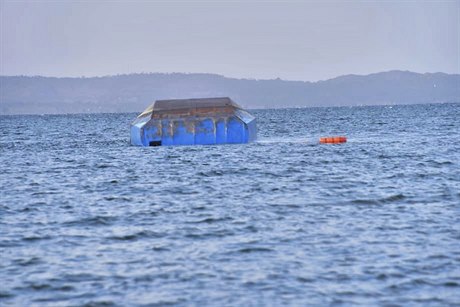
<box><xmin>319</xmin><ymin>136</ymin><xmax>347</xmax><ymax>144</ymax></box>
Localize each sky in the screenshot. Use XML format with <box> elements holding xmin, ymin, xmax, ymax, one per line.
<box><xmin>1</xmin><ymin>0</ymin><xmax>459</xmax><ymax>81</ymax></box>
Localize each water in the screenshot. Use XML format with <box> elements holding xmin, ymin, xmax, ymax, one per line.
<box><xmin>1</xmin><ymin>103</ymin><xmax>459</xmax><ymax>306</ymax></box>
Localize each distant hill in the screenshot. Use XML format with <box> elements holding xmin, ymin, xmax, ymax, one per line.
<box><xmin>0</xmin><ymin>71</ymin><xmax>459</xmax><ymax>114</ymax></box>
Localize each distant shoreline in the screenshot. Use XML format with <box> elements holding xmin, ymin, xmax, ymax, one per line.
<box><xmin>1</xmin><ymin>71</ymin><xmax>459</xmax><ymax>115</ymax></box>
<box><xmin>2</xmin><ymin>70</ymin><xmax>459</xmax><ymax>82</ymax></box>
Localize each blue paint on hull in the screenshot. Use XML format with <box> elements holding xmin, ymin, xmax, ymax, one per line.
<box><xmin>130</xmin><ymin>97</ymin><xmax>257</xmax><ymax>146</ymax></box>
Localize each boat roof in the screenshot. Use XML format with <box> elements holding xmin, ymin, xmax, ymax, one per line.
<box><xmin>137</xmin><ymin>97</ymin><xmax>242</xmax><ymax>118</ymax></box>
<box><xmin>153</xmin><ymin>97</ymin><xmax>241</xmax><ymax>111</ymax></box>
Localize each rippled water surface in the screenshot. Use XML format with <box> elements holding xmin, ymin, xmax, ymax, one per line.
<box><xmin>1</xmin><ymin>104</ymin><xmax>460</xmax><ymax>306</ymax></box>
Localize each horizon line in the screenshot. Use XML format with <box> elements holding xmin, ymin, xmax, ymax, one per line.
<box><xmin>0</xmin><ymin>69</ymin><xmax>458</xmax><ymax>83</ymax></box>
<box><xmin>3</xmin><ymin>102</ymin><xmax>459</xmax><ymax>118</ymax></box>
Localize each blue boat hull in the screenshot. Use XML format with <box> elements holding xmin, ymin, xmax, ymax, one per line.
<box><xmin>130</xmin><ymin>98</ymin><xmax>257</xmax><ymax>146</ymax></box>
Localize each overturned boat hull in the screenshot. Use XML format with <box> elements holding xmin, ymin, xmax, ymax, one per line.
<box><xmin>130</xmin><ymin>97</ymin><xmax>257</xmax><ymax>146</ymax></box>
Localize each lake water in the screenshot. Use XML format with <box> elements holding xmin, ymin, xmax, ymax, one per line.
<box><xmin>1</xmin><ymin>103</ymin><xmax>459</xmax><ymax>306</ymax></box>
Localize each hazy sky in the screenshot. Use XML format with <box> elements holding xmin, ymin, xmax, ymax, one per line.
<box><xmin>1</xmin><ymin>0</ymin><xmax>459</xmax><ymax>81</ymax></box>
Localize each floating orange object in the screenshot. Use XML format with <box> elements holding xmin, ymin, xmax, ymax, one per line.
<box><xmin>319</xmin><ymin>136</ymin><xmax>347</xmax><ymax>144</ymax></box>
